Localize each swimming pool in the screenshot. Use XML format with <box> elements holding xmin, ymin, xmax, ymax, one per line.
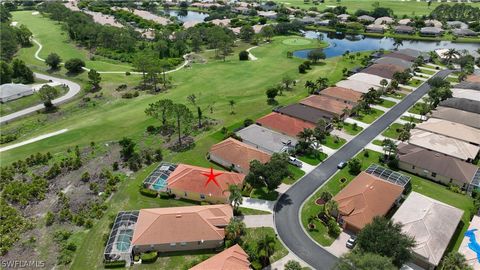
<box><xmin>151</xmin><ymin>175</ymin><xmax>168</xmax><ymax>191</ymax></box>
<box><xmin>116</xmin><ymin>229</ymin><xmax>133</xmax><ymax>252</ymax></box>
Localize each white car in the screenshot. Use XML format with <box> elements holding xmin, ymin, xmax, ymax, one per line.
<box><xmin>288</xmin><ymin>156</ymin><xmax>302</xmax><ymax>168</ymax></box>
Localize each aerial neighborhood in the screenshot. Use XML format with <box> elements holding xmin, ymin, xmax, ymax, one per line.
<box><xmin>0</xmin><ymin>0</ymin><xmax>480</xmax><ymax>270</ymax></box>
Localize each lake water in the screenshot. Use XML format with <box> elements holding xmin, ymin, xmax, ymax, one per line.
<box><xmin>293</xmin><ymin>31</ymin><xmax>480</xmax><ymax>59</ymax></box>
<box><xmin>160</xmin><ymin>9</ymin><xmax>208</xmax><ymax>23</ymax></box>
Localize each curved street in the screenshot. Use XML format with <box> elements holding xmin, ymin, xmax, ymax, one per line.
<box><xmin>0</xmin><ymin>73</ymin><xmax>81</xmax><ymax>124</ymax></box>
<box><xmin>274</xmin><ymin>70</ymin><xmax>451</xmax><ymax>269</ymax></box>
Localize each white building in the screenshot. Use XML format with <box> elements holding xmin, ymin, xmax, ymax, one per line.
<box><xmin>0</xmin><ymin>83</ymin><xmax>34</xmax><ymax>103</ymax></box>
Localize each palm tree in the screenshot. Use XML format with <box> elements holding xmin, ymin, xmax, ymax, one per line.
<box><xmin>225</xmin><ymin>218</ymin><xmax>246</xmax><ymax>245</ymax></box>
<box><xmin>393</xmin><ymin>38</ymin><xmax>403</xmax><ymax>50</ymax></box>
<box><xmin>324</xmin><ymin>200</ymin><xmax>339</xmax><ymax>218</ymax></box>
<box><xmin>380</xmin><ymin>79</ymin><xmax>389</xmax><ymax>92</ymax></box>
<box><xmin>304</xmin><ymin>80</ymin><xmax>316</xmax><ymax>94</ymax></box>
<box><xmin>444</xmin><ymin>48</ymin><xmax>459</xmax><ymax>64</ymax></box>
<box><xmin>228</xmin><ymin>184</ymin><xmax>243</xmax><ymax>214</ymax></box>
<box><xmin>440</xmin><ymin>252</ymin><xmax>471</xmax><ymax>270</ymax></box>
<box><xmin>382</xmin><ymin>139</ymin><xmax>397</xmax><ymax>156</ymax></box>
<box><xmin>229</xmin><ymin>100</ymin><xmax>236</xmax><ymax>114</ymax></box>
<box><xmin>315</xmin><ymin>77</ymin><xmax>329</xmax><ymax>91</ymax></box>
<box><xmin>257</xmin><ymin>234</ymin><xmax>276</xmax><ymax>267</ymax></box>
<box><xmin>298</xmin><ymin>128</ymin><xmax>314</xmax><ymax>144</ymax></box>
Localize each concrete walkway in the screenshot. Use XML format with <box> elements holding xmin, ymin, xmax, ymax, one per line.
<box><xmin>298</xmin><ymin>161</ymin><xmax>316</xmax><ymax>174</ymax></box>
<box><xmin>276</xmin><ymin>183</ymin><xmax>292</xmax><ymax>195</ymax></box>
<box><xmin>240</xmin><ymin>214</ymin><xmax>273</xmax><ymax>228</ymax></box>
<box><xmin>0</xmin><ymin>73</ymin><xmax>81</xmax><ymax>124</ymax></box>
<box><xmin>382</xmin><ymin>96</ymin><xmax>401</xmax><ymax>103</ymax></box>
<box><xmin>372</xmin><ymin>104</ymin><xmax>390</xmax><ymax>112</ymax></box>
<box><xmin>0</xmin><ymin>129</ymin><xmax>69</xmax><ymax>152</ymax></box>
<box><xmin>365</xmin><ymin>143</ymin><xmax>384</xmax><ymax>152</ymax></box>
<box><xmin>331</xmin><ymin>129</ymin><xmax>354</xmax><ymax>141</ymax></box>
<box><xmin>265</xmin><ymin>252</ymin><xmax>311</xmax><ymax>270</ymax></box>
<box><xmin>241</xmin><ymin>197</ymin><xmax>274</xmax><ymax>213</ymax></box>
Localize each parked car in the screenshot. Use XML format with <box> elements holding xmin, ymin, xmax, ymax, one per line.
<box><xmin>346</xmin><ymin>235</ymin><xmax>357</xmax><ymax>249</ymax></box>
<box><xmin>337</xmin><ymin>161</ymin><xmax>347</xmax><ymax>169</ymax></box>
<box><xmin>288</xmin><ymin>156</ymin><xmax>302</xmax><ymax>168</ymax></box>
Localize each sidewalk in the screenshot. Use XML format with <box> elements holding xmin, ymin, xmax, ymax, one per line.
<box><xmin>264</xmin><ymin>252</ymin><xmax>311</xmax><ymax>270</ymax></box>
<box><xmin>344</xmin><ymin>118</ymin><xmax>369</xmax><ymax>129</ymax></box>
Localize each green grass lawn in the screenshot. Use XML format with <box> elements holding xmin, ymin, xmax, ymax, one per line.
<box><xmin>242</xmin><ymin>227</ymin><xmax>289</xmax><ymax>263</ymax></box>
<box><xmin>301</xmin><ymin>149</ymin><xmax>382</xmax><ymax>246</ymax></box>
<box><xmin>238</xmin><ymin>207</ymin><xmax>272</xmax><ymax>215</ymax></box>
<box><xmin>372</xmin><ymin>139</ymin><xmax>383</xmax><ymax>146</ymax></box>
<box><xmin>250</xmin><ymin>187</ymin><xmax>279</xmax><ymax>201</ymax></box>
<box><xmin>11</xmin><ymin>11</ymin><xmax>133</xmax><ymax>72</ymax></box>
<box><xmin>341</xmin><ymin>122</ymin><xmax>363</xmax><ymax>136</ymax></box>
<box><xmin>446</xmin><ymin>76</ymin><xmax>460</xmax><ymax>83</ymax></box>
<box><xmin>353</xmin><ymin>108</ymin><xmax>384</xmax><ymax>124</ymax></box>
<box><xmin>378</xmin><ymin>98</ymin><xmax>396</xmax><ymax>108</ymax></box>
<box><xmin>274</xmin><ymin>0</ymin><xmax>478</xmax><ymax>16</ymax></box>
<box><xmin>0</xmin><ymin>85</ymin><xmax>67</xmax><ymax>115</ymax></box>
<box><xmin>284</xmin><ymin>164</ymin><xmax>307</xmax><ymax>184</ymax></box>
<box><xmin>408</xmin><ymin>103</ymin><xmax>425</xmax><ymax>114</ymax></box>
<box><xmin>418</xmin><ymin>68</ymin><xmax>436</xmax><ymax>75</ymax></box>
<box><xmin>1</xmin><ymin>36</ymin><xmax>364</xmax><ymax>165</ymax></box>
<box><xmin>400</xmin><ymin>116</ymin><xmax>423</xmax><ymax>123</ymax></box>
<box><xmin>298</xmin><ymin>152</ymin><xmax>328</xmax><ymax>166</ymax></box>
<box><xmin>407</xmin><ymin>79</ymin><xmax>423</xmax><ymax>87</ymax></box>
<box><xmin>384</xmin><ymin>92</ymin><xmax>406</xmax><ymax>100</ymax></box>
<box><xmin>322</xmin><ymin>134</ymin><xmax>347</xmax><ymax>149</ymax></box>
<box><xmin>382</xmin><ymin>123</ymin><xmax>405</xmax><ymax>139</ymax></box>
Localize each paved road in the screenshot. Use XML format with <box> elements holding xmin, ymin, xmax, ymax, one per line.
<box><xmin>0</xmin><ymin>73</ymin><xmax>81</xmax><ymax>124</ymax></box>
<box><xmin>274</xmin><ymin>70</ymin><xmax>451</xmax><ymax>270</ymax></box>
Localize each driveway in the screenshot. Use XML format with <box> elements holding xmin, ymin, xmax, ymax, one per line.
<box><xmin>240</xmin><ymin>214</ymin><xmax>274</xmax><ymax>228</ymax></box>
<box><xmin>274</xmin><ymin>70</ymin><xmax>451</xmax><ymax>270</ymax></box>
<box><xmin>0</xmin><ymin>73</ymin><xmax>81</xmax><ymax>124</ymax></box>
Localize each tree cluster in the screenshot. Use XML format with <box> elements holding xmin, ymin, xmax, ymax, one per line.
<box><xmin>1</xmin><ymin>59</ymin><xmax>34</xmax><ymax>84</ymax></box>
<box><xmin>245</xmin><ymin>153</ymin><xmax>291</xmax><ymax>192</ymax></box>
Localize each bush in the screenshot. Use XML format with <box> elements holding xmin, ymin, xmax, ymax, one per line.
<box><xmin>239</xmin><ymin>51</ymin><xmax>249</xmax><ymax>61</ymax></box>
<box><xmin>146</xmin><ymin>125</ymin><xmax>157</xmax><ymax>133</ymax></box>
<box><xmin>104</xmin><ymin>260</ymin><xmax>126</xmax><ymax>268</ymax></box>
<box><xmin>298</xmin><ymin>64</ymin><xmax>307</xmax><ymax>73</ymax></box>
<box><xmin>140</xmin><ymin>251</ymin><xmax>158</xmax><ymax>263</ymax></box>
<box><xmin>327</xmin><ymin>218</ymin><xmax>341</xmax><ymax>238</ymax></box>
<box><xmin>64</xmin><ymin>58</ymin><xmax>85</xmax><ymax>73</ymax></box>
<box><xmin>125</xmin><ymin>71</ymin><xmax>131</xmax><ymax>76</ymax></box>
<box><xmin>243</xmin><ymin>118</ymin><xmax>254</xmax><ymax>127</ymax></box>
<box><xmin>45</xmin><ymin>211</ymin><xmax>55</xmax><ymax>226</ymax></box>
<box><xmin>139</xmin><ymin>188</ymin><xmax>158</xmax><ymax>198</ymax></box>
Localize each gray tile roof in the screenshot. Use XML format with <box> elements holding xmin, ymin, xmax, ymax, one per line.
<box><xmin>0</xmin><ymin>83</ymin><xmax>32</xmax><ymax>99</ymax></box>
<box><xmin>235</xmin><ymin>124</ymin><xmax>297</xmax><ymax>154</ymax></box>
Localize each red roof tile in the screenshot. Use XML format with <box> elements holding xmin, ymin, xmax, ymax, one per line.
<box><xmin>256</xmin><ymin>112</ymin><xmax>316</xmax><ymax>137</ymax></box>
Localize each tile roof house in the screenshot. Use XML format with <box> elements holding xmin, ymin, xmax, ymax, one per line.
<box><xmin>300</xmin><ymin>95</ymin><xmax>354</xmax><ymax>119</ymax></box>
<box><xmin>430</xmin><ymin>106</ymin><xmax>480</xmax><ymax>129</ymax></box>
<box><xmin>416</xmin><ymin>118</ymin><xmax>480</xmax><ymax>145</ymax></box>
<box><xmin>452</xmin><ymin>29</ymin><xmax>478</xmax><ymax>37</ymax></box>
<box><xmin>357</xmin><ymin>15</ymin><xmax>375</xmax><ymax>22</ymax></box>
<box><xmin>455</xmin><ymin>81</ymin><xmax>480</xmax><ymax>91</ymax></box>
<box><xmin>0</xmin><ymin>83</ymin><xmax>34</xmax><ymax>103</ymax></box>
<box><xmin>394</xmin><ymin>25</ymin><xmax>415</xmax><ymax>34</ymax></box>
<box><xmin>374</xmin><ymin>57</ymin><xmax>414</xmax><ymax>70</ymax></box>
<box><xmin>408</xmin><ymin>129</ymin><xmax>480</xmax><ymax>162</ymax></box>
<box><xmin>319</xmin><ymin>86</ymin><xmax>363</xmax><ymax>105</ymax></box>
<box><xmin>447</xmin><ymin>21</ymin><xmax>468</xmax><ymax>29</ymax></box>
<box><xmin>374</xmin><ymin>16</ymin><xmax>394</xmax><ymax>25</ymax></box>
<box><xmin>398</xmin><ymin>18</ymin><xmax>412</xmax><ymax>25</ymax></box>
<box><xmin>209</xmin><ymin>138</ymin><xmax>271</xmax><ymax>174</ymax></box>
<box><xmin>131</xmin><ymin>205</ymin><xmax>233</xmax><ymax>254</ymax></box>
<box><xmin>392</xmin><ymin>192</ymin><xmax>463</xmax><ymax>270</ymax></box>
<box><xmin>366</xmin><ymin>24</ymin><xmax>386</xmax><ymax>33</ymax></box>
<box><xmin>336</xmin><ymin>79</ymin><xmax>379</xmax><ymax>94</ymax></box>
<box><xmin>348</xmin><ymin>72</ymin><xmax>391</xmax><ymax>86</ymax></box>
<box><xmin>384</xmin><ymin>51</ymin><xmax>417</xmax><ymax>62</ymax></box>
<box><xmin>459</xmin><ymin>216</ymin><xmax>480</xmax><ymax>270</ymax></box>
<box><xmin>333</xmin><ymin>172</ymin><xmax>404</xmax><ymax>233</ymax></box>
<box><xmin>166</xmin><ymin>164</ymin><xmax>245</xmax><ymax>203</ymax></box>
<box><xmin>236</xmin><ymin>124</ymin><xmax>297</xmax><ymax>154</ymax></box>
<box><xmin>337</xmin><ymin>14</ymin><xmax>350</xmax><ymax>22</ymax></box>
<box><xmin>277</xmin><ymin>103</ymin><xmax>334</xmax><ymax>124</ymax></box>
<box><xmin>361</xmin><ymin>63</ymin><xmax>405</xmax><ymax>80</ymax></box>
<box><xmin>439</xmin><ymin>98</ymin><xmax>480</xmax><ymax>114</ymax></box>
<box><xmin>256</xmin><ymin>112</ymin><xmax>316</xmax><ymax>138</ymax></box>
<box><xmin>190</xmin><ymin>244</ymin><xmax>250</xmax><ymax>270</ymax></box>
<box><xmin>420</xmin><ymin>26</ymin><xmax>444</xmax><ymax>36</ymax></box>
<box><xmin>452</xmin><ymin>88</ymin><xmax>480</xmax><ymax>102</ymax></box>
<box><xmin>425</xmin><ymin>19</ymin><xmax>443</xmax><ymax>28</ymax></box>
<box><xmin>397</xmin><ymin>143</ymin><xmax>480</xmax><ymax>190</ymax></box>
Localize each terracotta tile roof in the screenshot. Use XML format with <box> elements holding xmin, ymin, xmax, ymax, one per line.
<box><xmin>333</xmin><ymin>172</ymin><xmax>404</xmax><ymax>231</ymax></box>
<box><xmin>319</xmin><ymin>86</ymin><xmax>363</xmax><ymax>104</ymax></box>
<box><xmin>167</xmin><ymin>164</ymin><xmax>245</xmax><ymax>199</ymax></box>
<box><xmin>209</xmin><ymin>138</ymin><xmax>271</xmax><ymax>171</ymax></box>
<box><xmin>362</xmin><ymin>63</ymin><xmax>405</xmax><ymax>79</ymax></box>
<box><xmin>300</xmin><ymin>95</ymin><xmax>353</xmax><ymax>116</ymax></box>
<box><xmin>132</xmin><ymin>205</ymin><xmax>233</xmax><ymax>246</ymax></box>
<box><xmin>189</xmin><ymin>244</ymin><xmax>250</xmax><ymax>270</ymax></box>
<box><xmin>466</xmin><ymin>75</ymin><xmax>480</xmax><ymax>83</ymax></box>
<box><xmin>256</xmin><ymin>112</ymin><xmax>315</xmax><ymax>137</ymax></box>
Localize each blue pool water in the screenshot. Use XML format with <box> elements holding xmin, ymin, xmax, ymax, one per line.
<box><xmin>116</xmin><ymin>230</ymin><xmax>133</xmax><ymax>252</ymax></box>
<box><xmin>465</xmin><ymin>229</ymin><xmax>480</xmax><ymax>262</ymax></box>
<box><xmin>151</xmin><ymin>175</ymin><xmax>168</xmax><ymax>191</ymax></box>
<box><xmin>293</xmin><ymin>31</ymin><xmax>480</xmax><ymax>59</ymax></box>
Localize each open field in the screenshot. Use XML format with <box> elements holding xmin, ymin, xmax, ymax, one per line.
<box><xmin>11</xmin><ymin>11</ymin><xmax>133</xmax><ymax>71</ymax></box>
<box><xmin>275</xmin><ymin>0</ymin><xmax>480</xmax><ymax>16</ymax></box>
<box><xmin>1</xmin><ymin>36</ymin><xmax>364</xmax><ymax>165</ymax></box>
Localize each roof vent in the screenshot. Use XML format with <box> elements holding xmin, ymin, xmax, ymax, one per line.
<box><xmin>176</xmin><ymin>214</ymin><xmax>182</xmax><ymax>218</ymax></box>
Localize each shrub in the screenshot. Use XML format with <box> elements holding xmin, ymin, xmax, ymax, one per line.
<box><xmin>243</xmin><ymin>118</ymin><xmax>254</xmax><ymax>127</ymax></box>
<box><xmin>298</xmin><ymin>64</ymin><xmax>307</xmax><ymax>73</ymax></box>
<box><xmin>139</xmin><ymin>188</ymin><xmax>158</xmax><ymax>198</ymax></box>
<box><xmin>125</xmin><ymin>71</ymin><xmax>131</xmax><ymax>76</ymax></box>
<box><xmin>112</xmin><ymin>162</ymin><xmax>119</xmax><ymax>171</ymax></box>
<box><xmin>140</xmin><ymin>251</ymin><xmax>158</xmax><ymax>263</ymax></box>
<box><xmin>45</xmin><ymin>211</ymin><xmax>55</xmax><ymax>226</ymax></box>
<box><xmin>239</xmin><ymin>51</ymin><xmax>249</xmax><ymax>61</ymax></box>
<box><xmin>146</xmin><ymin>125</ymin><xmax>157</xmax><ymax>133</ymax></box>
<box><xmin>64</xmin><ymin>58</ymin><xmax>85</xmax><ymax>73</ymax></box>
<box><xmin>327</xmin><ymin>218</ymin><xmax>341</xmax><ymax>238</ymax></box>
<box><xmin>104</xmin><ymin>260</ymin><xmax>126</xmax><ymax>268</ymax></box>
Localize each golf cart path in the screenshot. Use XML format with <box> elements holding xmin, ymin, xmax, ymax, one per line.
<box><xmin>0</xmin><ymin>129</ymin><xmax>69</xmax><ymax>152</ymax></box>
<box><xmin>0</xmin><ymin>73</ymin><xmax>81</xmax><ymax>124</ymax></box>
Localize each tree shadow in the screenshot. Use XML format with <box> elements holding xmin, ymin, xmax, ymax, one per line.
<box><xmin>274</xmin><ymin>193</ymin><xmax>292</xmax><ymax>212</ymax></box>
<box><xmin>267</xmin><ymin>99</ymin><xmax>278</xmax><ymax>106</ymax></box>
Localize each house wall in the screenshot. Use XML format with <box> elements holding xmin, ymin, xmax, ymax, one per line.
<box><xmin>168</xmin><ymin>187</ymin><xmax>229</xmax><ymax>204</ymax></box>
<box><xmin>208</xmin><ymin>153</ymin><xmax>247</xmax><ymax>174</ymax></box>
<box><xmin>133</xmin><ymin>239</ymin><xmax>224</xmax><ymax>254</ymax></box>
<box><xmin>398</xmin><ymin>160</ymin><xmax>468</xmax><ymax>189</ymax></box>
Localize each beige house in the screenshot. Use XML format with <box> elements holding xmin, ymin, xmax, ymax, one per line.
<box><xmin>416</xmin><ymin>118</ymin><xmax>480</xmax><ymax>146</ymax></box>
<box><xmin>131</xmin><ymin>205</ymin><xmax>233</xmax><ymax>254</ymax></box>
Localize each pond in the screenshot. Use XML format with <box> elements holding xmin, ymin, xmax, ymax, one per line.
<box><xmin>160</xmin><ymin>9</ymin><xmax>208</xmax><ymax>23</ymax></box>
<box><xmin>293</xmin><ymin>31</ymin><xmax>480</xmax><ymax>59</ymax></box>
